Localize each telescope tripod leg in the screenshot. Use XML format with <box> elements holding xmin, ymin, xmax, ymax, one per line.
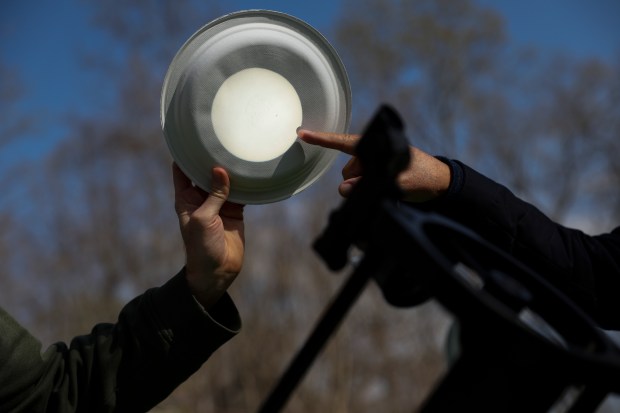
<box><xmin>257</xmin><ymin>262</ymin><xmax>372</xmax><ymax>413</ymax></box>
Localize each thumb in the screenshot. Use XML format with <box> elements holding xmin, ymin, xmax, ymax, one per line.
<box><xmin>199</xmin><ymin>167</ymin><xmax>230</xmax><ymax>217</ymax></box>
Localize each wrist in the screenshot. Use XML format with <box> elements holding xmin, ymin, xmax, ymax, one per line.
<box><xmin>185</xmin><ymin>268</ymin><xmax>219</xmax><ymax>310</ymax></box>
<box><xmin>185</xmin><ymin>266</ymin><xmax>237</xmax><ymax>310</ymax></box>
<box><xmin>400</xmin><ymin>148</ymin><xmax>452</xmax><ymax>202</ymax></box>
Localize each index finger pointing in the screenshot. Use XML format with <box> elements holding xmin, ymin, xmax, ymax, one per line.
<box><xmin>297</xmin><ymin>129</ymin><xmax>360</xmax><ymax>155</ymax></box>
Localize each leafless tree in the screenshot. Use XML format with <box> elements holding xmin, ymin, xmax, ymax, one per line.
<box><xmin>2</xmin><ymin>0</ymin><xmax>619</xmax><ymax>411</ymax></box>
<box><xmin>334</xmin><ymin>0</ymin><xmax>620</xmax><ymax>229</ymax></box>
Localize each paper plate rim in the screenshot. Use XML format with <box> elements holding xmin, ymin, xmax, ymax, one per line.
<box><xmin>160</xmin><ymin>9</ymin><xmax>352</xmax><ymax>204</ymax></box>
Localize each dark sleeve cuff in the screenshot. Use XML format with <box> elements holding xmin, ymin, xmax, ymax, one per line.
<box><xmin>149</xmin><ymin>269</ymin><xmax>241</xmax><ymax>348</ymax></box>
<box><xmin>191</xmin><ymin>293</ymin><xmax>241</xmax><ymax>335</ymax></box>
<box><xmin>435</xmin><ymin>156</ymin><xmax>465</xmax><ymax>199</ymax></box>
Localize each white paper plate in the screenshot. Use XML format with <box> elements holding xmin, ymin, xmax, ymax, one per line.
<box><xmin>161</xmin><ymin>10</ymin><xmax>351</xmax><ymax>204</ymax></box>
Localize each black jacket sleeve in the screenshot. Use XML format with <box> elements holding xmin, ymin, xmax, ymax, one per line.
<box><xmin>426</xmin><ymin>159</ymin><xmax>620</xmax><ymax>330</ymax></box>
<box><xmin>0</xmin><ymin>268</ymin><xmax>241</xmax><ymax>412</ymax></box>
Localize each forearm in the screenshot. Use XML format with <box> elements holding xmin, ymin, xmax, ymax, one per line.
<box><xmin>0</xmin><ymin>269</ymin><xmax>241</xmax><ymax>412</ymax></box>
<box><xmin>426</xmin><ymin>159</ymin><xmax>620</xmax><ymax>329</ymax></box>
<box><xmin>0</xmin><ymin>307</ymin><xmax>117</xmax><ymax>412</ymax></box>
<box><xmin>115</xmin><ymin>269</ymin><xmax>241</xmax><ymax>411</ymax></box>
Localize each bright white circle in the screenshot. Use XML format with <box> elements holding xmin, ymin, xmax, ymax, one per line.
<box><xmin>211</xmin><ymin>67</ymin><xmax>303</xmax><ymax>162</ymax></box>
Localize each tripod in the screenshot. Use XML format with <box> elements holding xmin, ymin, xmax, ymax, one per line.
<box><xmin>257</xmin><ymin>106</ymin><xmax>620</xmax><ymax>413</ymax></box>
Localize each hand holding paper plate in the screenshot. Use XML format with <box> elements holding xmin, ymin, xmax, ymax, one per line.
<box><xmin>161</xmin><ymin>10</ymin><xmax>352</xmax><ymax>204</ymax></box>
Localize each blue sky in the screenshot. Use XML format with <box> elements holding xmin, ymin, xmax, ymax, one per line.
<box><xmin>477</xmin><ymin>0</ymin><xmax>619</xmax><ymax>57</ymax></box>
<box><xmin>1</xmin><ymin>0</ymin><xmax>619</xmax><ymax>164</ymax></box>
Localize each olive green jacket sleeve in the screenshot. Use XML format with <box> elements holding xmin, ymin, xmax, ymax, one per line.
<box><xmin>0</xmin><ymin>269</ymin><xmax>241</xmax><ymax>413</ymax></box>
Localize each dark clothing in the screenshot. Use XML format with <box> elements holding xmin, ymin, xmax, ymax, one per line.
<box><xmin>0</xmin><ymin>269</ymin><xmax>241</xmax><ymax>412</ymax></box>
<box><xmin>428</xmin><ymin>159</ymin><xmax>620</xmax><ymax>330</ymax></box>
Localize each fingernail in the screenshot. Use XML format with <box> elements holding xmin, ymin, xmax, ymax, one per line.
<box><xmin>211</xmin><ymin>169</ymin><xmax>225</xmax><ymax>191</ymax></box>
